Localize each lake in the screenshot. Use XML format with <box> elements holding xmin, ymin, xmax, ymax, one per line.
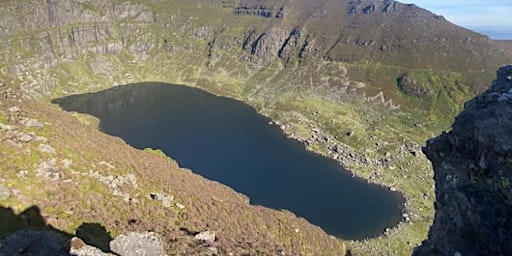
<box><xmin>53</xmin><ymin>82</ymin><xmax>404</xmax><ymax>240</ymax></box>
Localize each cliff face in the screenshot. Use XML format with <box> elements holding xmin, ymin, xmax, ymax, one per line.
<box><xmin>1</xmin><ymin>0</ymin><xmax>510</xmax><ymax>101</ymax></box>
<box><xmin>414</xmin><ymin>65</ymin><xmax>512</xmax><ymax>256</ymax></box>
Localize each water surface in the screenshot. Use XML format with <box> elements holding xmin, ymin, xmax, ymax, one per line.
<box><xmin>53</xmin><ymin>82</ymin><xmax>404</xmax><ymax>240</ymax></box>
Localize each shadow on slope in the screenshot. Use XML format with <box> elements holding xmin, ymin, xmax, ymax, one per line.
<box><xmin>0</xmin><ymin>205</ymin><xmax>114</xmax><ymax>254</ymax></box>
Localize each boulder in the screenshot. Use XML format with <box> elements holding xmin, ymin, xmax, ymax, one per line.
<box><xmin>109</xmin><ymin>232</ymin><xmax>164</xmax><ymax>256</ymax></box>
<box><xmin>70</xmin><ymin>237</ymin><xmax>113</xmax><ymax>256</ymax></box>
<box><xmin>0</xmin><ymin>230</ymin><xmax>68</xmax><ymax>256</ymax></box>
<box><xmin>194</xmin><ymin>231</ymin><xmax>216</xmax><ymax>243</ymax></box>
<box><xmin>0</xmin><ymin>184</ymin><xmax>11</xmax><ymax>200</ymax></box>
<box><xmin>38</xmin><ymin>144</ymin><xmax>56</xmax><ymax>154</ymax></box>
<box><xmin>20</xmin><ymin>118</ymin><xmax>43</xmax><ymax>128</ymax></box>
<box><xmin>162</xmin><ymin>196</ymin><xmax>174</xmax><ymax>208</ymax></box>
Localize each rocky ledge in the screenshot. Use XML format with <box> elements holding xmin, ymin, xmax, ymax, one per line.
<box><xmin>414</xmin><ymin>65</ymin><xmax>512</xmax><ymax>255</ymax></box>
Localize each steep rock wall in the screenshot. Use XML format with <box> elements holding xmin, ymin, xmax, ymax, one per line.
<box><xmin>414</xmin><ymin>65</ymin><xmax>512</xmax><ymax>255</ymax></box>
<box><xmin>1</xmin><ymin>0</ymin><xmax>510</xmax><ymax>100</ymax></box>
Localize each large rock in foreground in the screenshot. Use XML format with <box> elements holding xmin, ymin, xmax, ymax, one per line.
<box><xmin>414</xmin><ymin>65</ymin><xmax>512</xmax><ymax>255</ymax></box>
<box><xmin>109</xmin><ymin>232</ymin><xmax>164</xmax><ymax>256</ymax></box>
<box><xmin>0</xmin><ymin>230</ymin><xmax>68</xmax><ymax>256</ymax></box>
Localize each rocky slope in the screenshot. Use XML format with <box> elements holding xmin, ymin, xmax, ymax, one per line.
<box><xmin>495</xmin><ymin>40</ymin><xmax>512</xmax><ymax>52</ymax></box>
<box><xmin>414</xmin><ymin>65</ymin><xmax>512</xmax><ymax>255</ymax></box>
<box><xmin>1</xmin><ymin>0</ymin><xmax>510</xmax><ymax>102</ymax></box>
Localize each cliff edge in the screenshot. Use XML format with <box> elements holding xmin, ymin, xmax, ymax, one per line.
<box><xmin>414</xmin><ymin>65</ymin><xmax>512</xmax><ymax>255</ymax></box>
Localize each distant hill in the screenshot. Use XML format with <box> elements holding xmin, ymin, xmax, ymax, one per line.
<box><xmin>469</xmin><ymin>26</ymin><xmax>512</xmax><ymax>40</ymax></box>
<box><xmin>494</xmin><ymin>40</ymin><xmax>512</xmax><ymax>51</ymax></box>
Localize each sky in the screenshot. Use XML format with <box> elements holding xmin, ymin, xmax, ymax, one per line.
<box><xmin>405</xmin><ymin>0</ymin><xmax>512</xmax><ymax>39</ymax></box>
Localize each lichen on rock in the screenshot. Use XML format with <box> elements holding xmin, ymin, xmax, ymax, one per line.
<box><xmin>109</xmin><ymin>232</ymin><xmax>164</xmax><ymax>256</ymax></box>
<box><xmin>414</xmin><ymin>65</ymin><xmax>512</xmax><ymax>255</ymax></box>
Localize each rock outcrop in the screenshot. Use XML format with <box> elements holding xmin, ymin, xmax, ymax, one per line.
<box><xmin>0</xmin><ymin>230</ymin><xmax>164</xmax><ymax>256</ymax></box>
<box><xmin>0</xmin><ymin>230</ymin><xmax>69</xmax><ymax>256</ymax></box>
<box><xmin>1</xmin><ymin>0</ymin><xmax>510</xmax><ymax>97</ymax></box>
<box><xmin>109</xmin><ymin>232</ymin><xmax>164</xmax><ymax>256</ymax></box>
<box><xmin>414</xmin><ymin>65</ymin><xmax>512</xmax><ymax>255</ymax></box>
<box><xmin>235</xmin><ymin>3</ymin><xmax>285</xmax><ymax>19</ymax></box>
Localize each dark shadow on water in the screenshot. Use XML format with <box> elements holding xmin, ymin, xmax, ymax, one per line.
<box><xmin>0</xmin><ymin>205</ymin><xmax>114</xmax><ymax>253</ymax></box>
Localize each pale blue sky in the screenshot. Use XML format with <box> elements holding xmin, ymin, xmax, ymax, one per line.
<box><xmin>405</xmin><ymin>0</ymin><xmax>512</xmax><ymax>38</ymax></box>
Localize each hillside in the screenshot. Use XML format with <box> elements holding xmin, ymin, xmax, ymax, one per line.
<box><xmin>495</xmin><ymin>40</ymin><xmax>512</xmax><ymax>51</ymax></box>
<box><xmin>1</xmin><ymin>0</ymin><xmax>510</xmax><ymax>99</ymax></box>
<box><xmin>0</xmin><ymin>0</ymin><xmax>511</xmax><ymax>255</ymax></box>
<box><xmin>0</xmin><ymin>82</ymin><xmax>346</xmax><ymax>255</ymax></box>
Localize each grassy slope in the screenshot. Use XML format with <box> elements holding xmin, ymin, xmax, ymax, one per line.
<box><xmin>0</xmin><ymin>85</ymin><xmax>346</xmax><ymax>255</ymax></box>
<box><xmin>10</xmin><ymin>57</ymin><xmax>439</xmax><ymax>255</ymax></box>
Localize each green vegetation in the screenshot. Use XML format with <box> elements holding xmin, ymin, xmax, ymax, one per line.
<box><xmin>257</xmin><ymin>96</ymin><xmax>436</xmax><ymax>255</ymax></box>
<box><xmin>38</xmin><ymin>47</ymin><xmax>468</xmax><ymax>254</ymax></box>
<box><xmin>1</xmin><ymin>45</ymin><xmax>470</xmax><ymax>256</ymax></box>
<box><xmin>143</xmin><ymin>148</ymin><xmax>167</xmax><ymax>157</ymax></box>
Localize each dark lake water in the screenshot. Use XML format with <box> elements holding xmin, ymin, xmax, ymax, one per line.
<box><xmin>53</xmin><ymin>82</ymin><xmax>404</xmax><ymax>240</ymax></box>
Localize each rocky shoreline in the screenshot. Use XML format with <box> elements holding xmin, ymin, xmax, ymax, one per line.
<box><xmin>266</xmin><ymin>115</ymin><xmax>418</xmax><ymax>239</ymax></box>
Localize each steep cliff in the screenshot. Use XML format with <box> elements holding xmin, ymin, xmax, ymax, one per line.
<box><xmin>1</xmin><ymin>0</ymin><xmax>510</xmax><ymax>103</ymax></box>
<box><xmin>414</xmin><ymin>65</ymin><xmax>512</xmax><ymax>255</ymax></box>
